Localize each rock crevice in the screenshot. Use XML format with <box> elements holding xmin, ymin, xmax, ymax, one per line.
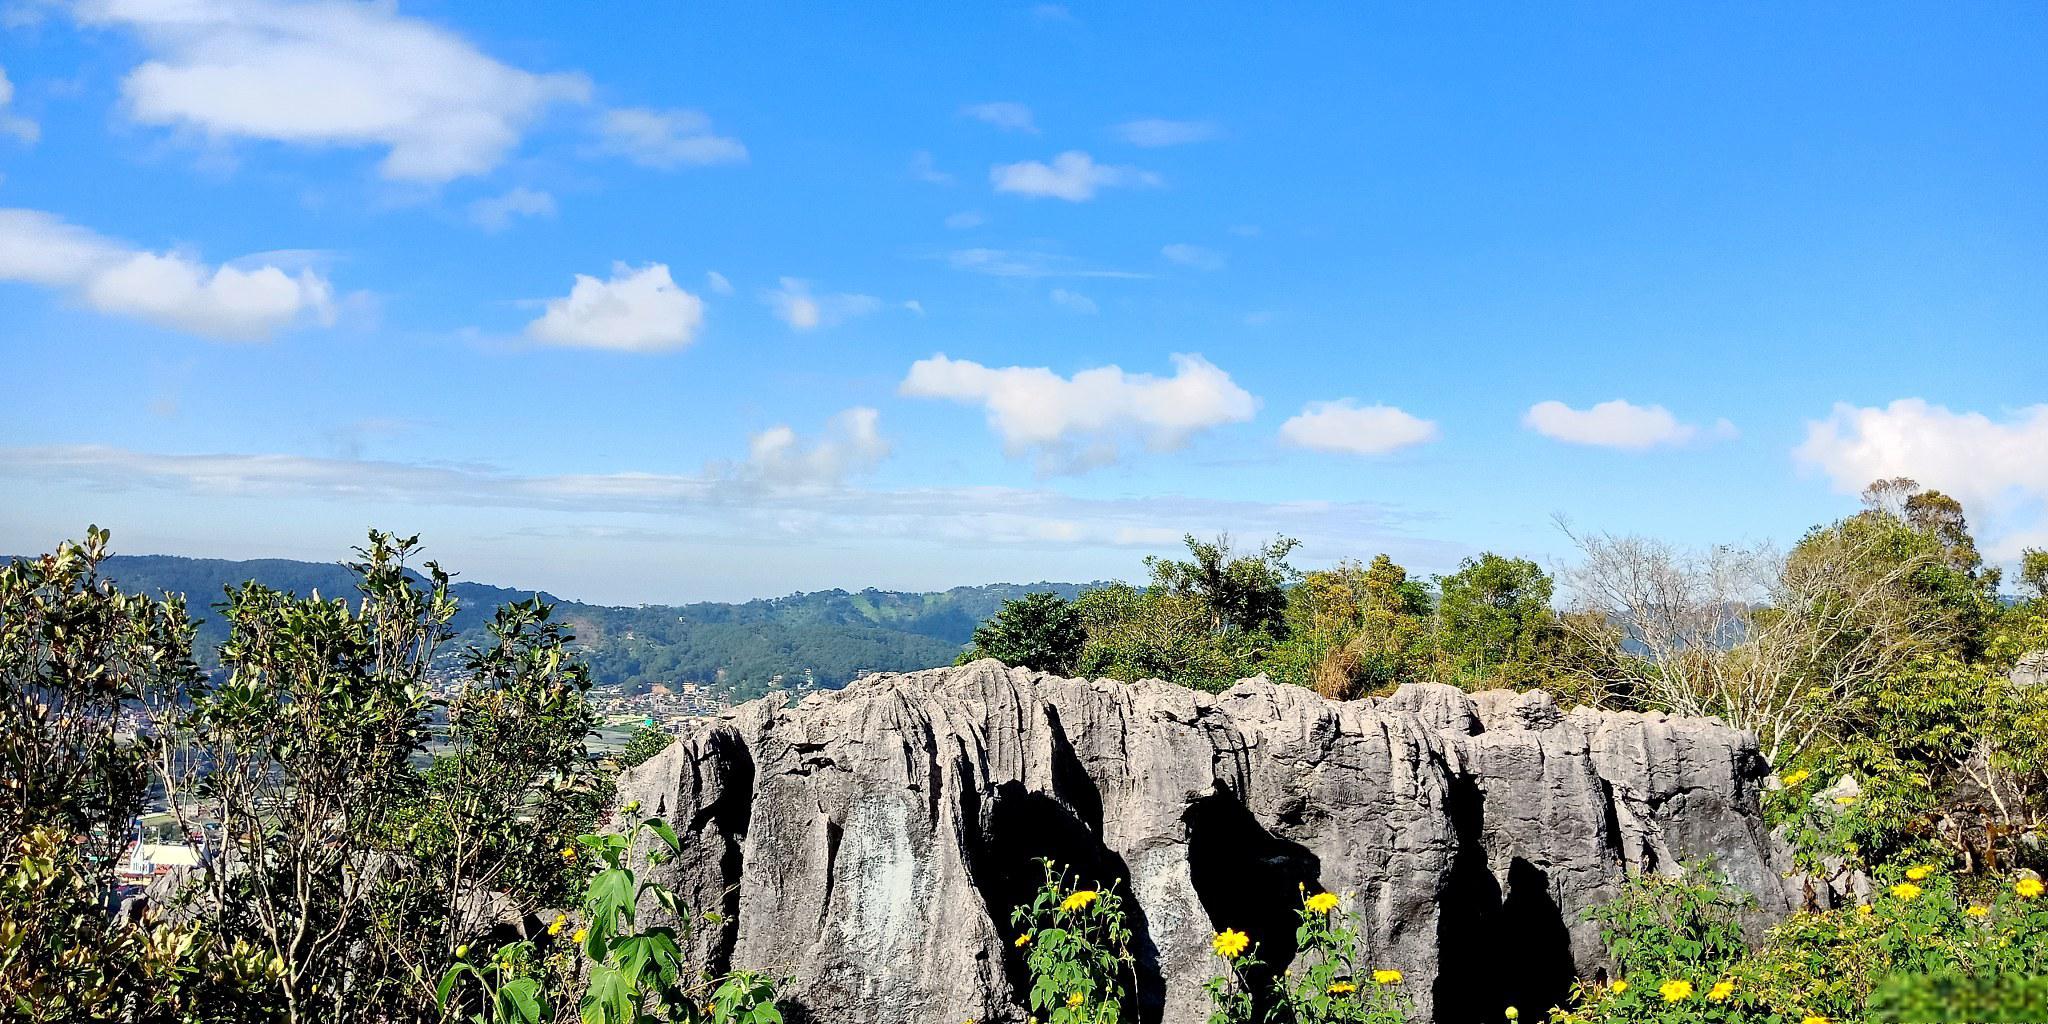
<box><xmin>616</xmin><ymin>661</ymin><xmax>1796</xmax><ymax>1024</ymax></box>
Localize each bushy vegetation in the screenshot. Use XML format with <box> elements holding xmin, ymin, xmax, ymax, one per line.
<box><xmin>1</xmin><ymin>529</ymin><xmax>776</xmax><ymax>1023</ymax></box>
<box><xmin>8</xmin><ymin>472</ymin><xmax>2048</xmax><ymax>1023</ymax></box>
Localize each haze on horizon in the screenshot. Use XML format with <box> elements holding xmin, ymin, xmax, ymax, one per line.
<box><xmin>1</xmin><ymin>2</ymin><xmax>2043</xmax><ymax>605</ymax></box>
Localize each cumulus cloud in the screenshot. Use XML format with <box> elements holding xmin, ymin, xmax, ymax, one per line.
<box><xmin>1049</xmin><ymin>288</ymin><xmax>1097</xmax><ymax>314</ymax></box>
<box><xmin>763</xmin><ymin>278</ymin><xmax>884</xmax><ymax>331</ymax></box>
<box><xmin>1523</xmin><ymin>399</ymin><xmax>1729</xmax><ymax>450</ymax></box>
<box><xmin>1281</xmin><ymin>400</ymin><xmax>1439</xmax><ymax>455</ymax></box>
<box><xmin>990</xmin><ymin>151</ymin><xmax>1160</xmax><ymax>201</ymax></box>
<box><xmin>468</xmin><ymin>186</ymin><xmax>555</xmax><ymax>231</ymax></box>
<box><xmin>0</xmin><ymin>207</ymin><xmax>334</xmax><ymax>339</ymax></box>
<box><xmin>525</xmin><ymin>262</ymin><xmax>703</xmax><ymax>352</ymax></box>
<box><xmin>740</xmin><ymin>407</ymin><xmax>889</xmax><ymax>487</ymax></box>
<box><xmin>1796</xmin><ymin>399</ymin><xmax>2048</xmax><ymax>556</ymax></box>
<box><xmin>900</xmin><ymin>353</ymin><xmax>1256</xmax><ymax>471</ymax></box>
<box><xmin>1161</xmin><ymin>243</ymin><xmax>1224</xmax><ymax>270</ymax></box>
<box><xmin>0</xmin><ymin>65</ymin><xmax>38</xmax><ymax>144</ymax></box>
<box><xmin>961</xmin><ymin>101</ymin><xmax>1037</xmax><ymax>134</ymax></box>
<box><xmin>591</xmin><ymin>107</ymin><xmax>746</xmax><ymax>168</ymax></box>
<box><xmin>1112</xmin><ymin>118</ymin><xmax>1219</xmax><ymax>147</ymax></box>
<box><xmin>74</xmin><ymin>0</ymin><xmax>592</xmax><ymax>182</ymax></box>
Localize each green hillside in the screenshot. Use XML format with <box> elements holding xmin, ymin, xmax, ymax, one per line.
<box><xmin>90</xmin><ymin>554</ymin><xmax>1099</xmax><ymax>698</ymax></box>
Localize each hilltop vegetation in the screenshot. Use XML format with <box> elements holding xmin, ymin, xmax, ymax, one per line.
<box><xmin>84</xmin><ymin>553</ymin><xmax>1095</xmax><ymax>699</ymax></box>
<box><xmin>4</xmin><ymin>478</ymin><xmax>2046</xmax><ymax>1023</ymax></box>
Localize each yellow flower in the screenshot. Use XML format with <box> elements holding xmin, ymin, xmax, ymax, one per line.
<box><xmin>1802</xmin><ymin>1017</ymin><xmax>1828</xmax><ymax>1024</ymax></box>
<box><xmin>1856</xmin><ymin>904</ymin><xmax>1873</xmax><ymax>916</ymax></box>
<box><xmin>1015</xmin><ymin>933</ymin><xmax>1032</xmax><ymax>947</ymax></box>
<box><xmin>1833</xmin><ymin>795</ymin><xmax>1858</xmax><ymax>805</ymax></box>
<box><xmin>1305</xmin><ymin>891</ymin><xmax>1340</xmax><ymax>914</ymax></box>
<box><xmin>1328</xmin><ymin>982</ymin><xmax>1356</xmax><ymax>995</ymax></box>
<box><xmin>1779</xmin><ymin>770</ymin><xmax>1810</xmax><ymax>787</ymax></box>
<box><xmin>1966</xmin><ymin>905</ymin><xmax>1990</xmax><ymax>918</ymax></box>
<box><xmin>622</xmin><ymin>799</ymin><xmax>641</xmax><ymax>815</ymax></box>
<box><xmin>1708</xmin><ymin>980</ymin><xmax>1735</xmax><ymax>1002</ymax></box>
<box><xmin>1659</xmin><ymin>979</ymin><xmax>1694</xmax><ymax>1002</ymax></box>
<box><xmin>571</xmin><ymin>928</ymin><xmax>587</xmax><ymax>944</ymax></box>
<box><xmin>1212</xmin><ymin>929</ymin><xmax>1250</xmax><ymax>959</ymax></box>
<box><xmin>1066</xmin><ymin>993</ymin><xmax>1084</xmax><ymax>1009</ymax></box>
<box><xmin>2018</xmin><ymin>877</ymin><xmax>2045</xmax><ymax>899</ymax></box>
<box><xmin>1372</xmin><ymin>969</ymin><xmax>1402</xmax><ymax>985</ymax></box>
<box><xmin>1904</xmin><ymin>864</ymin><xmax>1935</xmax><ymax>881</ymax></box>
<box><xmin>561</xmin><ymin>846</ymin><xmax>577</xmax><ymax>862</ymax></box>
<box><xmin>1060</xmin><ymin>889</ymin><xmax>1100</xmax><ymax>912</ymax></box>
<box><xmin>548</xmin><ymin>914</ymin><xmax>566</xmax><ymax>936</ymax></box>
<box><xmin>1609</xmin><ymin>980</ymin><xmax>1628</xmax><ymax>994</ymax></box>
<box><xmin>1890</xmin><ymin>882</ymin><xmax>1922</xmax><ymax>901</ymax></box>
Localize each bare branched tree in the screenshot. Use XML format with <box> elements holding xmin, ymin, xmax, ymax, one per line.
<box><xmin>1557</xmin><ymin>522</ymin><xmax>1954</xmax><ymax>765</ymax></box>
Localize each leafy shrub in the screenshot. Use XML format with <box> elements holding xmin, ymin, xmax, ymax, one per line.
<box><xmin>439</xmin><ymin>814</ymin><xmax>783</xmax><ymax>1024</ymax></box>
<box><xmin>1010</xmin><ymin>863</ymin><xmax>1138</xmax><ymax>1023</ymax></box>
<box><xmin>1199</xmin><ymin>888</ymin><xmax>1410</xmax><ymax>1024</ymax></box>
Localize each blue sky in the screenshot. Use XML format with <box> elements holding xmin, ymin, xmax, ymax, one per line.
<box><xmin>1</xmin><ymin>2</ymin><xmax>2043</xmax><ymax>603</ymax></box>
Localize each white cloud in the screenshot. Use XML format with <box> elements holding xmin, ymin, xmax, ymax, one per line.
<box><xmin>0</xmin><ymin>207</ymin><xmax>334</xmax><ymax>340</ymax></box>
<box><xmin>961</xmin><ymin>101</ymin><xmax>1037</xmax><ymax>134</ymax></box>
<box><xmin>990</xmin><ymin>151</ymin><xmax>1160</xmax><ymax>202</ymax></box>
<box><xmin>944</xmin><ymin>210</ymin><xmax>986</xmax><ymax>229</ymax></box>
<box><xmin>525</xmin><ymin>262</ymin><xmax>703</xmax><ymax>352</ymax></box>
<box><xmin>467</xmin><ymin>186</ymin><xmax>555</xmax><ymax>232</ymax></box>
<box><xmin>0</xmin><ymin>442</ymin><xmax>1449</xmax><ymax>569</ymax></box>
<box><xmin>764</xmin><ymin>277</ymin><xmax>883</xmax><ymax>331</ymax></box>
<box><xmin>740</xmin><ymin>407</ymin><xmax>889</xmax><ymax>487</ymax></box>
<box><xmin>1523</xmin><ymin>399</ymin><xmax>1726</xmax><ymax>450</ymax></box>
<box><xmin>704</xmin><ymin>270</ymin><xmax>734</xmax><ymax>295</ymax></box>
<box><xmin>592</xmin><ymin>107</ymin><xmax>746</xmax><ymax>169</ymax></box>
<box><xmin>902</xmin><ymin>299</ymin><xmax>924</xmax><ymax>316</ymax></box>
<box><xmin>1049</xmin><ymin>288</ymin><xmax>1097</xmax><ymax>314</ymax></box>
<box><xmin>900</xmin><ymin>353</ymin><xmax>1256</xmax><ymax>470</ymax></box>
<box><xmin>1112</xmin><ymin>118</ymin><xmax>1219</xmax><ymax>147</ymax></box>
<box><xmin>1281</xmin><ymin>400</ymin><xmax>1439</xmax><ymax>455</ymax></box>
<box><xmin>0</xmin><ymin>65</ymin><xmax>39</xmax><ymax>143</ymax></box>
<box><xmin>908</xmin><ymin>150</ymin><xmax>953</xmax><ymax>185</ymax></box>
<box><xmin>1796</xmin><ymin>399</ymin><xmax>2048</xmax><ymax>557</ymax></box>
<box><xmin>1161</xmin><ymin>243</ymin><xmax>1224</xmax><ymax>270</ymax></box>
<box><xmin>75</xmin><ymin>0</ymin><xmax>592</xmax><ymax>182</ymax></box>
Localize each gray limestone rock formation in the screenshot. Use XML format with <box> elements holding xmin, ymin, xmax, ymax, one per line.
<box><xmin>612</xmin><ymin>661</ymin><xmax>1797</xmax><ymax>1024</ymax></box>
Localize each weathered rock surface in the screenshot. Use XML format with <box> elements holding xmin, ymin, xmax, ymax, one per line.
<box><xmin>615</xmin><ymin>661</ymin><xmax>1797</xmax><ymax>1024</ymax></box>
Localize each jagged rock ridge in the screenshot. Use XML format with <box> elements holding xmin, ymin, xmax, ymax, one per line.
<box><xmin>615</xmin><ymin>661</ymin><xmax>1797</xmax><ymax>1024</ymax></box>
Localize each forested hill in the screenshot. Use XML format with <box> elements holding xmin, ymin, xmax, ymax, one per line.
<box><xmin>88</xmin><ymin>554</ymin><xmax>1100</xmax><ymax>699</ymax></box>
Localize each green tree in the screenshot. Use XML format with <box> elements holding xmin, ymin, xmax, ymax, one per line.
<box><xmin>1144</xmin><ymin>534</ymin><xmax>1300</xmax><ymax>636</ymax></box>
<box><xmin>1434</xmin><ymin>553</ymin><xmax>1561</xmax><ymax>690</ymax></box>
<box><xmin>1073</xmin><ymin>583</ymin><xmax>1248</xmax><ymax>691</ymax></box>
<box><xmin>1268</xmin><ymin>556</ymin><xmax>1434</xmax><ymax>700</ymax></box>
<box><xmin>959</xmin><ymin>591</ymin><xmax>1087</xmax><ymax>674</ymax></box>
<box><xmin>2019</xmin><ymin>547</ymin><xmax>2048</xmax><ymax>602</ymax></box>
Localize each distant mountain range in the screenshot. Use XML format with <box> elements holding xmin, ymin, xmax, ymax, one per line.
<box><xmin>88</xmin><ymin>554</ymin><xmax>1102</xmax><ymax>699</ymax></box>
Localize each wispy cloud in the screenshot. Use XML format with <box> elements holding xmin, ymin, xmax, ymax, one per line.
<box><xmin>0</xmin><ymin>65</ymin><xmax>38</xmax><ymax>144</ymax></box>
<box><xmin>763</xmin><ymin>277</ymin><xmax>884</xmax><ymax>331</ymax></box>
<box><xmin>468</xmin><ymin>186</ymin><xmax>555</xmax><ymax>232</ymax></box>
<box><xmin>942</xmin><ymin>248</ymin><xmax>1149</xmax><ymax>280</ymax></box>
<box><xmin>908</xmin><ymin>150</ymin><xmax>954</xmax><ymax>185</ymax></box>
<box><xmin>1161</xmin><ymin>243</ymin><xmax>1225</xmax><ymax>270</ymax></box>
<box><xmin>1112</xmin><ymin>118</ymin><xmax>1220</xmax><ymax>147</ymax></box>
<box><xmin>991</xmin><ymin>151</ymin><xmax>1161</xmax><ymax>201</ymax></box>
<box><xmin>962</xmin><ymin>101</ymin><xmax>1038</xmax><ymax>134</ymax></box>
<box><xmin>1049</xmin><ymin>288</ymin><xmax>1097</xmax><ymax>314</ymax></box>
<box><xmin>591</xmin><ymin>107</ymin><xmax>746</xmax><ymax>169</ymax></box>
